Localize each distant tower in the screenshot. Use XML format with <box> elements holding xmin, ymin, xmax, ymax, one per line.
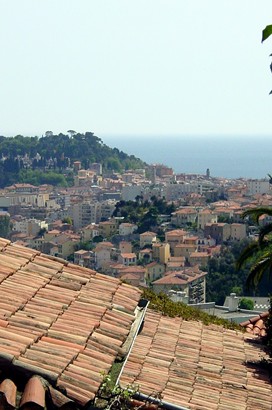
<box><xmin>206</xmin><ymin>168</ymin><xmax>210</xmax><ymax>179</ymax></box>
<box><xmin>151</xmin><ymin>165</ymin><xmax>156</xmax><ymax>184</ymax></box>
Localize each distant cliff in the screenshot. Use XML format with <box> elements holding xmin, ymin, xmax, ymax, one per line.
<box><xmin>0</xmin><ymin>131</ymin><xmax>146</xmax><ymax>187</ymax></box>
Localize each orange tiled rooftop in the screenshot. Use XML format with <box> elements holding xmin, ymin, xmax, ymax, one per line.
<box><xmin>120</xmin><ymin>310</ymin><xmax>272</xmax><ymax>410</ymax></box>
<box><xmin>0</xmin><ymin>239</ymin><xmax>270</xmax><ymax>409</ymax></box>
<box><xmin>0</xmin><ymin>238</ymin><xmax>142</xmax><ymax>406</ymax></box>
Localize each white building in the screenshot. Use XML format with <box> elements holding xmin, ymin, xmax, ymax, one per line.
<box><xmin>246</xmin><ymin>179</ymin><xmax>270</xmax><ymax>195</ymax></box>
<box><xmin>13</xmin><ymin>218</ymin><xmax>48</xmax><ymax>236</ymax></box>
<box><xmin>119</xmin><ymin>223</ymin><xmax>138</xmax><ymax>236</ymax></box>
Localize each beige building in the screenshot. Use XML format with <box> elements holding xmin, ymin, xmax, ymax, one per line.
<box><xmin>99</xmin><ymin>219</ymin><xmax>118</xmax><ymax>238</ymax></box>
<box><xmin>80</xmin><ymin>224</ymin><xmax>100</xmax><ymax>242</ymax></box>
<box><xmin>139</xmin><ymin>231</ymin><xmax>157</xmax><ymax>249</ymax></box>
<box><xmin>204</xmin><ymin>222</ymin><xmax>246</xmax><ymax>244</ymax></box>
<box><xmin>138</xmin><ymin>248</ymin><xmax>153</xmax><ymax>264</ymax></box>
<box><xmin>119</xmin><ymin>222</ymin><xmax>138</xmax><ymax>236</ymax></box>
<box><xmin>94</xmin><ymin>242</ymin><xmax>114</xmax><ymax>270</ymax></box>
<box><xmin>152</xmin><ymin>267</ymin><xmax>207</xmax><ymax>304</ymax></box>
<box><xmin>184</xmin><ymin>236</ymin><xmax>198</xmax><ymax>245</ymax></box>
<box><xmin>115</xmin><ymin>265</ymin><xmax>146</xmax><ymax>286</ymax></box>
<box><xmin>165</xmin><ymin>229</ymin><xmax>188</xmax><ymax>252</ymax></box>
<box><xmin>230</xmin><ymin>223</ymin><xmax>247</xmax><ymax>241</ymax></box>
<box><xmin>49</xmin><ymin>236</ymin><xmax>79</xmax><ymax>259</ymax></box>
<box><xmin>166</xmin><ymin>256</ymin><xmax>185</xmax><ymax>271</ymax></box>
<box><xmin>173</xmin><ymin>244</ymin><xmax>197</xmax><ymax>259</ymax></box>
<box><xmin>197</xmin><ymin>209</ymin><xmax>218</xmax><ymax>229</ymax></box>
<box><xmin>171</xmin><ymin>208</ymin><xmax>198</xmax><ymax>227</ymax></box>
<box><xmin>246</xmin><ymin>179</ymin><xmax>270</xmax><ymax>195</ymax></box>
<box><xmin>204</xmin><ymin>223</ymin><xmax>231</xmax><ymax>244</ymax></box>
<box><xmin>188</xmin><ymin>251</ymin><xmax>210</xmax><ymax>267</ymax></box>
<box><xmin>0</xmin><ymin>192</ymin><xmax>50</xmax><ymax>208</ymax></box>
<box><xmin>70</xmin><ymin>201</ymin><xmax>102</xmax><ymax>229</ymax></box>
<box><xmin>118</xmin><ymin>253</ymin><xmax>137</xmax><ymax>266</ymax></box>
<box><xmin>145</xmin><ymin>261</ymin><xmax>165</xmax><ymax>283</ymax></box>
<box><xmin>152</xmin><ymin>242</ymin><xmax>170</xmax><ymax>264</ymax></box>
<box><xmin>74</xmin><ymin>249</ymin><xmax>94</xmax><ymax>268</ymax></box>
<box><xmin>119</xmin><ymin>241</ymin><xmax>132</xmax><ymax>254</ymax></box>
<box><xmin>12</xmin><ymin>218</ymin><xmax>48</xmax><ymax>236</ymax></box>
<box><xmin>74</xmin><ymin>169</ymin><xmax>96</xmax><ymax>186</ymax></box>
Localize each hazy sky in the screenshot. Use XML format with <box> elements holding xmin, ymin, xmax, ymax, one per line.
<box><xmin>1</xmin><ymin>1</ymin><xmax>272</xmax><ymax>138</ymax></box>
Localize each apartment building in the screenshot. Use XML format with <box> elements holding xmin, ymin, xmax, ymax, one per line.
<box><xmin>204</xmin><ymin>222</ymin><xmax>246</xmax><ymax>244</ymax></box>
<box><xmin>171</xmin><ymin>208</ymin><xmax>198</xmax><ymax>227</ymax></box>
<box><xmin>246</xmin><ymin>179</ymin><xmax>270</xmax><ymax>196</ymax></box>
<box><xmin>165</xmin><ymin>229</ymin><xmax>188</xmax><ymax>252</ymax></box>
<box><xmin>152</xmin><ymin>267</ymin><xmax>207</xmax><ymax>304</ymax></box>
<box><xmin>152</xmin><ymin>242</ymin><xmax>170</xmax><ymax>264</ymax></box>
<box><xmin>197</xmin><ymin>209</ymin><xmax>218</xmax><ymax>229</ymax></box>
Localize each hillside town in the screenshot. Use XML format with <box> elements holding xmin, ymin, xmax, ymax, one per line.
<box><xmin>1</xmin><ymin>160</ymin><xmax>271</xmax><ymax>310</ymax></box>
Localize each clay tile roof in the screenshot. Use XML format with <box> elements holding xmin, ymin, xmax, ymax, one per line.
<box><xmin>0</xmin><ymin>238</ymin><xmax>142</xmax><ymax>406</ymax></box>
<box><xmin>175</xmin><ymin>208</ymin><xmax>197</xmax><ymax>214</ymax></box>
<box><xmin>152</xmin><ymin>269</ymin><xmax>206</xmax><ymax>285</ymax></box>
<box><xmin>120</xmin><ymin>253</ymin><xmax>136</xmax><ymax>258</ymax></box>
<box><xmin>240</xmin><ymin>311</ymin><xmax>269</xmax><ymax>337</ymax></box>
<box><xmin>120</xmin><ymin>309</ymin><xmax>272</xmax><ymax>409</ymax></box>
<box><xmin>166</xmin><ymin>229</ymin><xmax>188</xmax><ymax>236</ymax></box>
<box><xmin>0</xmin><ymin>375</ymin><xmax>78</xmax><ymax>410</ymax></box>
<box><xmin>139</xmin><ymin>248</ymin><xmax>153</xmax><ymax>253</ymax></box>
<box><xmin>146</xmin><ymin>262</ymin><xmax>158</xmax><ymax>268</ymax></box>
<box><xmin>190</xmin><ymin>252</ymin><xmax>209</xmax><ymax>258</ymax></box>
<box><xmin>140</xmin><ymin>232</ymin><xmax>157</xmax><ymax>237</ymax></box>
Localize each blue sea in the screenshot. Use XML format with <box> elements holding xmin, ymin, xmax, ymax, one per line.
<box><xmin>101</xmin><ymin>135</ymin><xmax>272</xmax><ymax>179</ymax></box>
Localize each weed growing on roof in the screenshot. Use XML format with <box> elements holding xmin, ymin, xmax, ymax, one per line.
<box><xmin>142</xmin><ymin>288</ymin><xmax>241</xmax><ymax>330</ymax></box>
<box><xmin>94</xmin><ymin>372</ymin><xmax>139</xmax><ymax>409</ymax></box>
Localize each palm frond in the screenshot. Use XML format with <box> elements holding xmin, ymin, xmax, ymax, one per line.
<box><xmin>259</xmin><ymin>223</ymin><xmax>272</xmax><ymax>243</ymax></box>
<box><xmin>236</xmin><ymin>241</ymin><xmax>265</xmax><ymax>270</ymax></box>
<box><xmin>242</xmin><ymin>207</ymin><xmax>272</xmax><ymax>224</ymax></box>
<box><xmin>246</xmin><ymin>255</ymin><xmax>272</xmax><ymax>289</ymax></box>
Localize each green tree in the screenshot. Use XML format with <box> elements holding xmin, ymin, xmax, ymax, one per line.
<box><xmin>236</xmin><ymin>207</ymin><xmax>272</xmax><ymax>289</ymax></box>
<box><xmin>62</xmin><ymin>217</ymin><xmax>73</xmax><ymax>225</ymax></box>
<box><xmin>206</xmin><ymin>239</ymin><xmax>254</xmax><ymax>305</ymax></box>
<box><xmin>239</xmin><ymin>297</ymin><xmax>254</xmax><ymax>310</ymax></box>
<box><xmin>93</xmin><ymin>235</ymin><xmax>103</xmax><ymax>243</ymax></box>
<box><xmin>0</xmin><ymin>213</ymin><xmax>10</xmax><ymax>238</ymax></box>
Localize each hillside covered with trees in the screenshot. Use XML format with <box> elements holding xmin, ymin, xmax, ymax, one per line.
<box><xmin>206</xmin><ymin>239</ymin><xmax>272</xmax><ymax>305</ymax></box>
<box><xmin>0</xmin><ymin>131</ymin><xmax>146</xmax><ymax>188</ymax></box>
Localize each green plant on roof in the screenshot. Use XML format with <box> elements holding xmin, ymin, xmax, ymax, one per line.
<box><xmin>94</xmin><ymin>371</ymin><xmax>139</xmax><ymax>409</ymax></box>
<box><xmin>141</xmin><ymin>288</ymin><xmax>241</xmax><ymax>330</ymax></box>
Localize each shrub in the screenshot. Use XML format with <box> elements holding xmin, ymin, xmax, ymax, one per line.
<box><xmin>238</xmin><ymin>297</ymin><xmax>254</xmax><ymax>310</ymax></box>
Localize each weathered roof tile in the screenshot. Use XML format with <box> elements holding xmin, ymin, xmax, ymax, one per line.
<box><xmin>120</xmin><ymin>309</ymin><xmax>272</xmax><ymax>409</ymax></box>
<box><xmin>0</xmin><ymin>240</ymin><xmax>142</xmax><ymax>406</ymax></box>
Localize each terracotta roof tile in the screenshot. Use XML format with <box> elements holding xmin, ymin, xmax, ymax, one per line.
<box><xmin>240</xmin><ymin>311</ymin><xmax>269</xmax><ymax>336</ymax></box>
<box><xmin>0</xmin><ymin>378</ymin><xmax>17</xmax><ymax>408</ymax></box>
<box><xmin>0</xmin><ymin>240</ymin><xmax>143</xmax><ymax>406</ymax></box>
<box><xmin>120</xmin><ymin>309</ymin><xmax>272</xmax><ymax>409</ymax></box>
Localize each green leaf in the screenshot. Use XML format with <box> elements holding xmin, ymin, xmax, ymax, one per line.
<box><xmin>242</xmin><ymin>207</ymin><xmax>272</xmax><ymax>223</ymax></box>
<box><xmin>262</xmin><ymin>25</ymin><xmax>272</xmax><ymax>42</ymax></box>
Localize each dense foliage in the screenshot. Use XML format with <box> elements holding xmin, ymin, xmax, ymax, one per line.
<box><xmin>236</xmin><ymin>207</ymin><xmax>272</xmax><ymax>289</ymax></box>
<box><xmin>0</xmin><ymin>214</ymin><xmax>10</xmax><ymax>238</ymax></box>
<box><xmin>238</xmin><ymin>297</ymin><xmax>254</xmax><ymax>310</ymax></box>
<box><xmin>206</xmin><ymin>239</ymin><xmax>272</xmax><ymax>305</ymax></box>
<box><xmin>0</xmin><ymin>132</ymin><xmax>146</xmax><ymax>188</ymax></box>
<box><xmin>113</xmin><ymin>196</ymin><xmax>176</xmax><ymax>233</ymax></box>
